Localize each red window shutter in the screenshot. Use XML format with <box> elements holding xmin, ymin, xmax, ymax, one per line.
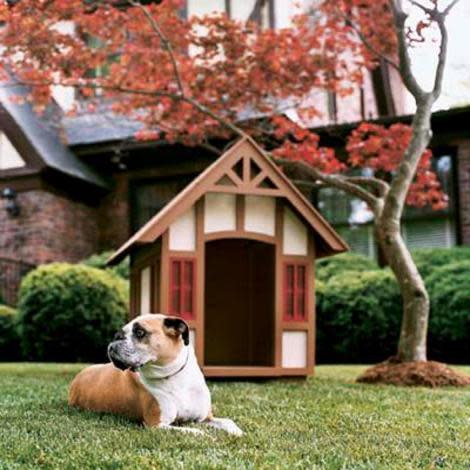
<box><xmin>283</xmin><ymin>263</ymin><xmax>307</xmax><ymax>321</ymax></box>
<box><xmin>170</xmin><ymin>258</ymin><xmax>196</xmax><ymax>320</ymax></box>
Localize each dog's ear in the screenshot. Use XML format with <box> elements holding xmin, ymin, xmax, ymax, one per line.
<box><xmin>163</xmin><ymin>317</ymin><xmax>190</xmax><ymax>345</ymax></box>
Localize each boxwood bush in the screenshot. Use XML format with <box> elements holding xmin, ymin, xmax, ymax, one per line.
<box><xmin>316</xmin><ymin>269</ymin><xmax>401</xmax><ymax>363</ymax></box>
<box><xmin>17</xmin><ymin>263</ymin><xmax>129</xmax><ymax>363</ymax></box>
<box><xmin>413</xmin><ymin>246</ymin><xmax>470</xmax><ymax>279</ymax></box>
<box><xmin>0</xmin><ymin>305</ymin><xmax>21</xmax><ymax>361</ymax></box>
<box><xmin>81</xmin><ymin>250</ymin><xmax>130</xmax><ymax>280</ymax></box>
<box><xmin>426</xmin><ymin>260</ymin><xmax>470</xmax><ymax>364</ymax></box>
<box><xmin>316</xmin><ymin>252</ymin><xmax>379</xmax><ymax>282</ymax></box>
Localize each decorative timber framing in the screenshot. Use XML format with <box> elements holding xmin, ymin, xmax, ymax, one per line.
<box><xmin>109</xmin><ymin>137</ymin><xmax>348</xmax><ymax>378</ymax></box>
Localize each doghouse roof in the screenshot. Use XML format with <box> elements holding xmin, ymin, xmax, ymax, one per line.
<box><xmin>108</xmin><ymin>137</ymin><xmax>348</xmax><ymax>264</ymax></box>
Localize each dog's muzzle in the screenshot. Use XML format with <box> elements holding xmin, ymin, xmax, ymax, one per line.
<box><xmin>108</xmin><ymin>341</ymin><xmax>133</xmax><ymax>371</ymax></box>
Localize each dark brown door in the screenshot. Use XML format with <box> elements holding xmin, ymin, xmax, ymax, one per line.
<box><xmin>204</xmin><ymin>239</ymin><xmax>275</xmax><ymax>366</ymax></box>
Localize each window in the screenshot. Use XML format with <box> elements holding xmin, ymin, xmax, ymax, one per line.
<box><xmin>0</xmin><ymin>133</ymin><xmax>25</xmax><ymax>170</ymax></box>
<box><xmin>284</xmin><ymin>263</ymin><xmax>307</xmax><ymax>321</ymax></box>
<box><xmin>130</xmin><ymin>175</ymin><xmax>196</xmax><ymax>231</ymax></box>
<box><xmin>314</xmin><ymin>151</ymin><xmax>457</xmax><ymax>257</ymax></box>
<box><xmin>170</xmin><ymin>258</ymin><xmax>195</xmax><ymax>319</ymax></box>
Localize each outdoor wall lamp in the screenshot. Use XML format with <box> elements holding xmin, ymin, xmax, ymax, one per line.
<box><xmin>1</xmin><ymin>187</ymin><xmax>20</xmax><ymax>217</ymax></box>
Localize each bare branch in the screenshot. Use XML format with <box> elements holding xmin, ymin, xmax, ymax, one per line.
<box><xmin>274</xmin><ymin>157</ymin><xmax>379</xmax><ymax>208</ymax></box>
<box><xmin>389</xmin><ymin>0</ymin><xmax>427</xmax><ymax>100</ymax></box>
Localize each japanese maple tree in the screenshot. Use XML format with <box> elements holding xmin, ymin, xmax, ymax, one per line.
<box><xmin>0</xmin><ymin>0</ymin><xmax>460</xmax><ymax>365</ymax></box>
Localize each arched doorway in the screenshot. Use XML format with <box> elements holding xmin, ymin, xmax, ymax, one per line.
<box><xmin>204</xmin><ymin>239</ymin><xmax>275</xmax><ymax>367</ymax></box>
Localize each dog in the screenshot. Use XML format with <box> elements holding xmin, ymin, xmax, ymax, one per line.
<box><xmin>68</xmin><ymin>313</ymin><xmax>243</xmax><ymax>435</ymax></box>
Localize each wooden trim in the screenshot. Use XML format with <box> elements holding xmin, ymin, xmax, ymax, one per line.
<box><xmin>226</xmin><ymin>168</ymin><xmax>244</xmax><ymax>186</ymax></box>
<box><xmin>250</xmin><ymin>169</ymin><xmax>268</xmax><ymax>189</ymax></box>
<box><xmin>160</xmin><ymin>231</ymin><xmax>170</xmax><ymax>312</ymax></box>
<box><xmin>108</xmin><ymin>137</ymin><xmax>348</xmax><ymax>265</ymax></box>
<box><xmin>204</xmin><ymin>230</ymin><xmax>275</xmax><ymax>245</ymax></box>
<box><xmin>206</xmin><ymin>185</ymin><xmax>283</xmax><ymax>197</ymax></box>
<box><xmin>274</xmin><ymin>199</ymin><xmax>284</xmax><ymax>369</ymax></box>
<box><xmin>195</xmin><ymin>199</ymin><xmax>205</xmax><ymax>364</ymax></box>
<box><xmin>308</xmin><ymin>233</ymin><xmax>316</xmax><ymax>374</ymax></box>
<box><xmin>202</xmin><ymin>366</ymin><xmax>310</xmax><ymax>378</ymax></box>
<box><xmin>282</xmin><ymin>322</ymin><xmax>309</xmax><ymax>331</ymax></box>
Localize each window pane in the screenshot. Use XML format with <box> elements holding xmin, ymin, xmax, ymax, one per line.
<box><xmin>403</xmin><ymin>219</ymin><xmax>455</xmax><ymax>249</ymax></box>
<box><xmin>296</xmin><ymin>290</ymin><xmax>305</xmax><ymax>318</ymax></box>
<box><xmin>296</xmin><ymin>266</ymin><xmax>305</xmax><ymax>291</ymax></box>
<box><xmin>171</xmin><ymin>288</ymin><xmax>181</xmax><ymax>315</ymax></box>
<box><xmin>172</xmin><ymin>261</ymin><xmax>181</xmax><ymax>288</ymax></box>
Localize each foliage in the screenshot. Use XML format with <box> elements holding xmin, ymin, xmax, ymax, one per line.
<box><xmin>17</xmin><ymin>263</ymin><xmax>128</xmax><ymax>363</ymax></box>
<box><xmin>0</xmin><ymin>363</ymin><xmax>469</xmax><ymax>468</ymax></box>
<box><xmin>0</xmin><ymin>305</ymin><xmax>21</xmax><ymax>361</ymax></box>
<box><xmin>316</xmin><ymin>252</ymin><xmax>379</xmax><ymax>282</ymax></box>
<box><xmin>316</xmin><ymin>269</ymin><xmax>401</xmax><ymax>363</ymax></box>
<box><xmin>0</xmin><ymin>0</ymin><xmax>445</xmax><ymax>207</ymax></box>
<box><xmin>81</xmin><ymin>250</ymin><xmax>130</xmax><ymax>280</ymax></box>
<box><xmin>426</xmin><ymin>261</ymin><xmax>470</xmax><ymax>364</ymax></box>
<box><xmin>412</xmin><ymin>246</ymin><xmax>470</xmax><ymax>279</ymax></box>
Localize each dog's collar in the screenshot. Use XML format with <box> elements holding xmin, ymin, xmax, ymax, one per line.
<box><xmin>139</xmin><ymin>346</ymin><xmax>190</xmax><ymax>381</ymax></box>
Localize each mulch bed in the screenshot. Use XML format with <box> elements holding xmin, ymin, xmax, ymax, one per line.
<box><xmin>356</xmin><ymin>359</ymin><xmax>470</xmax><ymax>387</ymax></box>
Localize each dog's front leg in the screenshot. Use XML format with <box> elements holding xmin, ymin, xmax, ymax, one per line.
<box><xmin>158</xmin><ymin>423</ymin><xmax>205</xmax><ymax>435</ymax></box>
<box><xmin>203</xmin><ymin>417</ymin><xmax>244</xmax><ymax>436</ymax></box>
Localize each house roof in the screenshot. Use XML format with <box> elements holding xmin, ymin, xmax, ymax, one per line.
<box><xmin>108</xmin><ymin>136</ymin><xmax>348</xmax><ymax>264</ymax></box>
<box><xmin>0</xmin><ymin>80</ymin><xmax>109</xmax><ymax>188</ymax></box>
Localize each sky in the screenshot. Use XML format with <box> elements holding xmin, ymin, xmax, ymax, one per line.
<box><xmin>408</xmin><ymin>0</ymin><xmax>470</xmax><ymax>111</ymax></box>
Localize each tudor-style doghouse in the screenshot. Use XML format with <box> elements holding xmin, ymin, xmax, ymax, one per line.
<box><xmin>109</xmin><ymin>137</ymin><xmax>347</xmax><ymax>377</ymax></box>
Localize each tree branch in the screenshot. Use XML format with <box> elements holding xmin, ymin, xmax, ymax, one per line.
<box><xmin>274</xmin><ymin>157</ymin><xmax>380</xmax><ymax>208</ymax></box>
<box><xmin>389</xmin><ymin>0</ymin><xmax>427</xmax><ymax>100</ymax></box>
<box><xmin>127</xmin><ymin>0</ymin><xmax>185</xmax><ymax>96</ymax></box>
<box><xmin>334</xmin><ymin>6</ymin><xmax>400</xmax><ymax>72</ymax></box>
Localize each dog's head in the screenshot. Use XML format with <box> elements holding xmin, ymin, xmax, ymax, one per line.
<box><xmin>107</xmin><ymin>314</ymin><xmax>189</xmax><ymax>371</ymax></box>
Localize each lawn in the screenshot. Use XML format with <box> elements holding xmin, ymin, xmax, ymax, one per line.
<box><xmin>0</xmin><ymin>364</ymin><xmax>469</xmax><ymax>469</ymax></box>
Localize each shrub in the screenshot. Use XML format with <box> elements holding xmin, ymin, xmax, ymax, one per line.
<box><xmin>316</xmin><ymin>269</ymin><xmax>401</xmax><ymax>363</ymax></box>
<box><xmin>17</xmin><ymin>263</ymin><xmax>129</xmax><ymax>363</ymax></box>
<box><xmin>426</xmin><ymin>261</ymin><xmax>470</xmax><ymax>364</ymax></box>
<box><xmin>316</xmin><ymin>252</ymin><xmax>379</xmax><ymax>282</ymax></box>
<box><xmin>0</xmin><ymin>305</ymin><xmax>21</xmax><ymax>361</ymax></box>
<box><xmin>82</xmin><ymin>250</ymin><xmax>130</xmax><ymax>280</ymax></box>
<box><xmin>413</xmin><ymin>246</ymin><xmax>470</xmax><ymax>279</ymax></box>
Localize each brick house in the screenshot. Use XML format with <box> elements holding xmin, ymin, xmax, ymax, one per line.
<box><xmin>0</xmin><ymin>0</ymin><xmax>468</xmax><ymax>304</ymax></box>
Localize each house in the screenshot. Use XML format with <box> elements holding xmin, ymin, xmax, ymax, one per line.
<box><xmin>108</xmin><ymin>137</ymin><xmax>347</xmax><ymax>377</ymax></box>
<box><xmin>0</xmin><ymin>0</ymin><xmax>468</xmax><ymax>305</ymax></box>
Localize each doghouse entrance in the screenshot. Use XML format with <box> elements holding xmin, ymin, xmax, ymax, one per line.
<box><xmin>204</xmin><ymin>239</ymin><xmax>275</xmax><ymax>366</ymax></box>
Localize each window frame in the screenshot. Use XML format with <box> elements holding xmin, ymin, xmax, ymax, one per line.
<box><xmin>283</xmin><ymin>262</ymin><xmax>308</xmax><ymax>322</ymax></box>
<box><xmin>169</xmin><ymin>257</ymin><xmax>196</xmax><ymax>320</ymax></box>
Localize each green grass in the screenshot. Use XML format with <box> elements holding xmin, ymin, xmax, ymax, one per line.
<box><xmin>0</xmin><ymin>364</ymin><xmax>469</xmax><ymax>469</ymax></box>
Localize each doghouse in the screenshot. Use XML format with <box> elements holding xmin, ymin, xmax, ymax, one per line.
<box><xmin>109</xmin><ymin>137</ymin><xmax>347</xmax><ymax>377</ymax></box>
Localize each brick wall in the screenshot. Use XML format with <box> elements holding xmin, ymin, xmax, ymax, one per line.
<box><xmin>98</xmin><ymin>174</ymin><xmax>131</xmax><ymax>251</ymax></box>
<box><xmin>0</xmin><ymin>189</ymin><xmax>100</xmax><ymax>266</ymax></box>
<box><xmin>457</xmin><ymin>141</ymin><xmax>470</xmax><ymax>245</ymax></box>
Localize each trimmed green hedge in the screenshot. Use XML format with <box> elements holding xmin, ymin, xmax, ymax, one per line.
<box><xmin>426</xmin><ymin>261</ymin><xmax>470</xmax><ymax>363</ymax></box>
<box><xmin>0</xmin><ymin>305</ymin><xmax>21</xmax><ymax>361</ymax></box>
<box><xmin>316</xmin><ymin>252</ymin><xmax>378</xmax><ymax>282</ymax></box>
<box><xmin>81</xmin><ymin>250</ymin><xmax>130</xmax><ymax>280</ymax></box>
<box><xmin>17</xmin><ymin>263</ymin><xmax>128</xmax><ymax>363</ymax></box>
<box><xmin>316</xmin><ymin>247</ymin><xmax>470</xmax><ymax>364</ymax></box>
<box><xmin>316</xmin><ymin>270</ymin><xmax>401</xmax><ymax>363</ymax></box>
<box><xmin>412</xmin><ymin>246</ymin><xmax>470</xmax><ymax>279</ymax></box>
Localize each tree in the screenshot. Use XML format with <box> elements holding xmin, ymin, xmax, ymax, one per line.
<box><xmin>0</xmin><ymin>0</ymin><xmax>460</xmax><ymax>366</ymax></box>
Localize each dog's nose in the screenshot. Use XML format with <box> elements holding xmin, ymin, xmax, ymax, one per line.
<box><xmin>113</xmin><ymin>330</ymin><xmax>125</xmax><ymax>341</ymax></box>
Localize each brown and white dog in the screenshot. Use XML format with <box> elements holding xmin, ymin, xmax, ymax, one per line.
<box><xmin>68</xmin><ymin>314</ymin><xmax>243</xmax><ymax>435</ymax></box>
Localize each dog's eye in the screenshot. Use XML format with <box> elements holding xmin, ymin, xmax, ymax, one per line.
<box><xmin>134</xmin><ymin>327</ymin><xmax>147</xmax><ymax>340</ymax></box>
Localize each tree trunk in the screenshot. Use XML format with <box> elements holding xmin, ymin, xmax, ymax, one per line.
<box><xmin>375</xmin><ymin>219</ymin><xmax>429</xmax><ymax>361</ymax></box>
<box><xmin>376</xmin><ymin>97</ymin><xmax>434</xmax><ymax>362</ymax></box>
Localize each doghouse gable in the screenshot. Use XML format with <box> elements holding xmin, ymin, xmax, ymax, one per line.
<box><xmin>109</xmin><ymin>137</ymin><xmax>348</xmax><ymax>377</ymax></box>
